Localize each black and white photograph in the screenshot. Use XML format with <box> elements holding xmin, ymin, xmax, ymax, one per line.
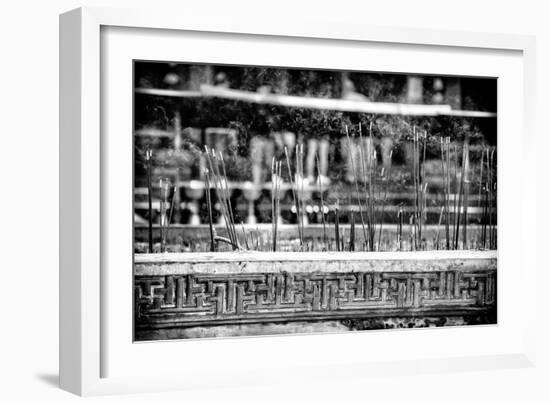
<box><xmin>133</xmin><ymin>62</ymin><xmax>497</xmax><ymax>341</ymax></box>
<box><xmin>4</xmin><ymin>0</ymin><xmax>549</xmax><ymax>400</ymax></box>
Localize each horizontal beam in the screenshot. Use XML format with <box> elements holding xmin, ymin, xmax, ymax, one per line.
<box><xmin>135</xmin><ymin>250</ymin><xmax>497</xmax><ymax>273</ymax></box>
<box><xmin>134</xmin><ymin>85</ymin><xmax>497</xmax><ymax>118</ymax></box>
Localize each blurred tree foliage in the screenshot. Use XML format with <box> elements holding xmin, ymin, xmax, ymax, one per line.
<box><xmin>134</xmin><ymin>62</ymin><xmax>496</xmax><ymax>148</ymax></box>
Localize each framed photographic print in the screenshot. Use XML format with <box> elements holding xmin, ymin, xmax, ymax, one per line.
<box><xmin>60</xmin><ymin>6</ymin><xmax>537</xmax><ymax>396</ymax></box>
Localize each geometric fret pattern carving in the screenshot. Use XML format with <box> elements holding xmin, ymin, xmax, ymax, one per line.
<box><xmin>135</xmin><ymin>270</ymin><xmax>496</xmax><ymax>329</ymax></box>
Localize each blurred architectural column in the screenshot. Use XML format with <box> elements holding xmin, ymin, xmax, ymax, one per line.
<box><xmin>172</xmin><ymin>112</ymin><xmax>182</xmax><ymax>223</ymax></box>
<box><xmin>250</xmin><ymin>136</ymin><xmax>274</xmax><ymax>185</ymax></box>
<box><xmin>406</xmin><ymin>76</ymin><xmax>424</xmax><ymax>103</ymax></box>
<box><xmin>404</xmin><ymin>76</ymin><xmax>424</xmax><ymax>172</ymax></box>
<box><xmin>188</xmin><ymin>65</ymin><xmax>213</xmax><ymax>90</ymax></box>
<box><xmin>380</xmin><ymin>137</ymin><xmax>393</xmax><ymax>174</ymax></box>
<box><xmin>445</xmin><ymin>78</ymin><xmax>462</xmax><ymax>109</ymax></box>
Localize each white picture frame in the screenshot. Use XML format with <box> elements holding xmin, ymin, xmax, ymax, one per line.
<box><xmin>60</xmin><ymin>6</ymin><xmax>537</xmax><ymax>396</ymax></box>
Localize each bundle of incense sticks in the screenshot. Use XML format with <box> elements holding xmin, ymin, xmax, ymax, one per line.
<box><xmin>409</xmin><ymin>214</ymin><xmax>415</xmax><ymax>251</ymax></box>
<box><xmin>411</xmin><ymin>126</ymin><xmax>428</xmax><ymax>250</ymax></box>
<box><xmin>203</xmin><ymin>147</ymin><xmax>239</xmax><ymax>250</ymax></box>
<box><xmin>420</xmin><ymin>131</ymin><xmax>428</xmax><ymax>246</ymax></box>
<box><xmin>452</xmin><ymin>138</ymin><xmax>470</xmax><ymax>250</ymax></box>
<box><xmin>435</xmin><ymin>205</ymin><xmax>445</xmax><ymax>250</ymax></box>
<box><xmin>451</xmin><ymin>143</ymin><xmax>459</xmax><ymax>248</ymax></box>
<box><xmin>284</xmin><ymin>146</ymin><xmax>303</xmax><ymax>247</ymax></box>
<box><xmin>271</xmin><ymin>157</ymin><xmax>282</xmax><ymax>252</ymax></box>
<box><xmin>361</xmin><ymin>123</ymin><xmax>376</xmax><ymax>250</ymax></box>
<box><xmin>295</xmin><ymin>143</ymin><xmax>306</xmax><ymax>249</ymax></box>
<box><xmin>345</xmin><ymin>125</ymin><xmax>368</xmax><ymax>249</ymax></box>
<box><xmin>349</xmin><ymin>205</ymin><xmax>356</xmax><ymax>251</ymax></box>
<box><xmin>478</xmin><ymin>149</ymin><xmax>485</xmax><ymax>217</ymax></box>
<box><xmin>203</xmin><ymin>167</ymin><xmax>216</xmax><ymax>252</ymax></box>
<box><xmin>334</xmin><ymin>199</ymin><xmax>341</xmax><ymax>252</ymax></box>
<box><xmin>440</xmin><ymin>137</ymin><xmax>451</xmax><ymax>250</ymax></box>
<box><xmin>461</xmin><ymin>138</ymin><xmax>470</xmax><ymax>249</ymax></box>
<box><xmin>241</xmin><ymin>221</ymin><xmax>250</xmax><ymax>250</ymax></box>
<box><xmin>492</xmin><ymin>149</ymin><xmax>497</xmax><ymax>249</ymax></box>
<box><xmin>315</xmin><ymin>153</ymin><xmax>327</xmax><ymax>249</ymax></box>
<box><xmin>377</xmin><ymin>149</ymin><xmax>393</xmax><ymax>251</ymax></box>
<box><xmin>166</xmin><ymin>184</ymin><xmax>177</xmax><ymax>231</ymax></box>
<box><xmin>483</xmin><ymin>148</ymin><xmax>496</xmax><ymax>249</ymax></box>
<box><xmin>412</xmin><ymin>127</ymin><xmax>419</xmax><ymax>249</ymax></box>
<box><xmin>158</xmin><ymin>178</ymin><xmax>171</xmax><ymax>252</ymax></box>
<box><xmin>370</xmin><ymin>125</ymin><xmax>378</xmax><ymax>249</ymax></box>
<box><xmin>145</xmin><ymin>146</ymin><xmax>153</xmax><ymax>253</ymax></box>
<box><xmin>481</xmin><ymin>148</ymin><xmax>489</xmax><ymax>248</ymax></box>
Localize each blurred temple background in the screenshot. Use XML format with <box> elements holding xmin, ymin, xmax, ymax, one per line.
<box><xmin>133</xmin><ymin>62</ymin><xmax>496</xmax><ymax>253</ymax></box>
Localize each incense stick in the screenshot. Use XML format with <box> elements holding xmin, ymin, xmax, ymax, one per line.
<box><xmin>334</xmin><ymin>199</ymin><xmax>341</xmax><ymax>252</ymax></box>
<box><xmin>204</xmin><ymin>147</ymin><xmax>238</xmax><ymax>250</ymax></box>
<box><xmin>367</xmin><ymin>123</ymin><xmax>376</xmax><ymax>249</ymax></box>
<box><xmin>461</xmin><ymin>139</ymin><xmax>470</xmax><ymax>249</ymax></box>
<box><xmin>435</xmin><ymin>205</ymin><xmax>444</xmax><ymax>250</ymax></box>
<box><xmin>419</xmin><ymin>131</ymin><xmax>427</xmax><ymax>244</ymax></box>
<box><xmin>166</xmin><ymin>184</ymin><xmax>177</xmax><ymax>232</ymax></box>
<box><xmin>145</xmin><ymin>146</ymin><xmax>153</xmax><ymax>253</ymax></box>
<box><xmin>488</xmin><ymin>149</ymin><xmax>495</xmax><ymax>249</ymax></box>
<box><xmin>284</xmin><ymin>146</ymin><xmax>303</xmax><ymax>246</ymax></box>
<box><xmin>271</xmin><ymin>159</ymin><xmax>282</xmax><ymax>251</ymax></box>
<box><xmin>241</xmin><ymin>221</ymin><xmax>249</xmax><ymax>250</ymax></box>
<box><xmin>377</xmin><ymin>149</ymin><xmax>393</xmax><ymax>251</ymax></box>
<box><xmin>358</xmin><ymin>123</ymin><xmax>372</xmax><ymax>250</ymax></box>
<box><xmin>219</xmin><ymin>152</ymin><xmax>238</xmax><ymax>246</ymax></box>
<box><xmin>397</xmin><ymin>207</ymin><xmax>403</xmax><ymax>251</ymax></box>
<box><xmin>295</xmin><ymin>144</ymin><xmax>306</xmax><ymax>250</ymax></box>
<box><xmin>203</xmin><ymin>168</ymin><xmax>216</xmax><ymax>252</ymax></box>
<box><xmin>345</xmin><ymin>125</ymin><xmax>369</xmax><ymax>249</ymax></box>
<box><xmin>159</xmin><ymin>178</ymin><xmax>171</xmax><ymax>253</ymax></box>
<box><xmin>315</xmin><ymin>153</ymin><xmax>327</xmax><ymax>250</ymax></box>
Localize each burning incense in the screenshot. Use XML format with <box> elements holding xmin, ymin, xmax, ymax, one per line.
<box><xmin>488</xmin><ymin>149</ymin><xmax>495</xmax><ymax>249</ymax></box>
<box><xmin>481</xmin><ymin>148</ymin><xmax>488</xmax><ymax>248</ymax></box>
<box><xmin>446</xmin><ymin>138</ymin><xmax>452</xmax><ymax>249</ymax></box>
<box><xmin>453</xmin><ymin>139</ymin><xmax>469</xmax><ymax>249</ymax></box>
<box><xmin>271</xmin><ymin>157</ymin><xmax>276</xmax><ymax>250</ymax></box>
<box><xmin>358</xmin><ymin>123</ymin><xmax>372</xmax><ymax>248</ymax></box>
<box><xmin>478</xmin><ymin>150</ymin><xmax>485</xmax><ymax>212</ymax></box>
<box><xmin>203</xmin><ymin>147</ymin><xmax>238</xmax><ymax>250</ymax></box>
<box><xmin>145</xmin><ymin>146</ymin><xmax>153</xmax><ymax>253</ymax></box>
<box><xmin>159</xmin><ymin>178</ymin><xmax>171</xmax><ymax>252</ymax></box>
<box><xmin>410</xmin><ymin>214</ymin><xmax>416</xmax><ymax>251</ymax></box>
<box><xmin>166</xmin><ymin>184</ymin><xmax>177</xmax><ymax>231</ymax></box>
<box><xmin>421</xmin><ymin>182</ymin><xmax>428</xmax><ymax>250</ymax></box>
<box><xmin>219</xmin><ymin>152</ymin><xmax>238</xmax><ymax>245</ymax></box>
<box><xmin>435</xmin><ymin>205</ymin><xmax>444</xmax><ymax>249</ymax></box>
<box><xmin>345</xmin><ymin>125</ymin><xmax>369</xmax><ymax>248</ymax></box>
<box><xmin>203</xmin><ymin>168</ymin><xmax>216</xmax><ymax>252</ymax></box>
<box><xmin>370</xmin><ymin>148</ymin><xmax>378</xmax><ymax>248</ymax></box>
<box><xmin>295</xmin><ymin>144</ymin><xmax>307</xmax><ymax>249</ymax></box>
<box><xmin>284</xmin><ymin>146</ymin><xmax>303</xmax><ymax>246</ymax></box>
<box><xmin>377</xmin><ymin>149</ymin><xmax>393</xmax><ymax>251</ymax></box>
<box><xmin>367</xmin><ymin>123</ymin><xmax>376</xmax><ymax>249</ymax></box>
<box><xmin>241</xmin><ymin>221</ymin><xmax>249</xmax><ymax>250</ymax></box>
<box><xmin>461</xmin><ymin>139</ymin><xmax>470</xmax><ymax>249</ymax></box>
<box><xmin>315</xmin><ymin>153</ymin><xmax>327</xmax><ymax>249</ymax></box>
<box><xmin>452</xmin><ymin>143</ymin><xmax>459</xmax><ymax>248</ymax></box>
<box><xmin>440</xmin><ymin>137</ymin><xmax>451</xmax><ymax>250</ymax></box>
<box><xmin>349</xmin><ymin>204</ymin><xmax>356</xmax><ymax>251</ymax></box>
<box><xmin>412</xmin><ymin>126</ymin><xmax>419</xmax><ymax>249</ymax></box>
<box><xmin>335</xmin><ymin>199</ymin><xmax>341</xmax><ymax>252</ymax></box>
<box><xmin>397</xmin><ymin>207</ymin><xmax>403</xmax><ymax>251</ymax></box>
<box><xmin>271</xmin><ymin>159</ymin><xmax>282</xmax><ymax>251</ymax></box>
<box><xmin>419</xmin><ymin>131</ymin><xmax>428</xmax><ymax>243</ymax></box>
